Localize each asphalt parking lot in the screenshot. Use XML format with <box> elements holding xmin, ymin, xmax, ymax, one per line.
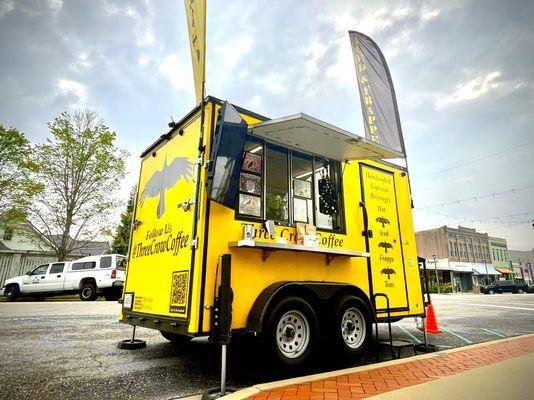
<box><xmin>0</xmin><ymin>293</ymin><xmax>533</xmax><ymax>400</ymax></box>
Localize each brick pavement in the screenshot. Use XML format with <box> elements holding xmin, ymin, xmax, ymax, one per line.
<box><xmin>247</xmin><ymin>335</ymin><xmax>534</xmax><ymax>400</ymax></box>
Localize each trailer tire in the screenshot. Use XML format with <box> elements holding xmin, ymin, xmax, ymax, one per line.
<box><xmin>103</xmin><ymin>288</ymin><xmax>122</xmax><ymax>301</ymax></box>
<box><xmin>332</xmin><ymin>295</ymin><xmax>371</xmax><ymax>356</ymax></box>
<box><xmin>160</xmin><ymin>331</ymin><xmax>192</xmax><ymax>344</ymax></box>
<box><xmin>266</xmin><ymin>296</ymin><xmax>317</xmax><ymax>366</ymax></box>
<box><xmin>80</xmin><ymin>283</ymin><xmax>98</xmax><ymax>301</ymax></box>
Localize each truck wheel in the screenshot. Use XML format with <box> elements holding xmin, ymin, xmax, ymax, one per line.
<box><xmin>80</xmin><ymin>283</ymin><xmax>98</xmax><ymax>301</ymax></box>
<box><xmin>333</xmin><ymin>295</ymin><xmax>371</xmax><ymax>356</ymax></box>
<box><xmin>518</xmin><ymin>288</ymin><xmax>524</xmax><ymax>294</ymax></box>
<box><xmin>4</xmin><ymin>285</ymin><xmax>19</xmax><ymax>302</ymax></box>
<box><xmin>160</xmin><ymin>330</ymin><xmax>192</xmax><ymax>344</ymax></box>
<box><xmin>267</xmin><ymin>296</ymin><xmax>317</xmax><ymax>366</ymax></box>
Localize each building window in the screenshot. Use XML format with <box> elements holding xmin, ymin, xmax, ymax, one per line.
<box><xmin>3</xmin><ymin>228</ymin><xmax>13</xmax><ymax>241</ymax></box>
<box><xmin>237</xmin><ymin>137</ymin><xmax>344</xmax><ymax>231</ymax></box>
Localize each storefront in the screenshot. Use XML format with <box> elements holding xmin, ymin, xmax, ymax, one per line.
<box><xmin>472</xmin><ymin>263</ymin><xmax>502</xmax><ymax>288</ymax></box>
<box><xmin>448</xmin><ymin>263</ymin><xmax>474</xmax><ymax>293</ymax></box>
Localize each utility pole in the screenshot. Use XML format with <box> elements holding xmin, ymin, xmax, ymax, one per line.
<box><xmin>432</xmin><ymin>254</ymin><xmax>440</xmax><ymax>294</ymax></box>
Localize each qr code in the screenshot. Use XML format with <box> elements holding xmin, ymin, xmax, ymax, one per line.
<box><xmin>170</xmin><ymin>271</ymin><xmax>188</xmax><ymax>314</ymax></box>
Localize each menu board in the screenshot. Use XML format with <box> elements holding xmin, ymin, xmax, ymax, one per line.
<box><xmin>360</xmin><ymin>164</ymin><xmax>408</xmax><ymax>311</ymax></box>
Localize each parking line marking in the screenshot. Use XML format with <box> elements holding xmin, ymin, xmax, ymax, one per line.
<box><xmin>441</xmin><ymin>327</ymin><xmax>474</xmax><ymax>344</ymax></box>
<box><xmin>448</xmin><ymin>302</ymin><xmax>534</xmax><ymax>311</ymax></box>
<box><xmin>398</xmin><ymin>326</ymin><xmax>422</xmax><ymax>344</ymax></box>
<box><xmin>481</xmin><ymin>328</ymin><xmax>505</xmax><ymax>338</ymax></box>
<box><xmin>436</xmin><ymin>344</ymin><xmax>453</xmax><ymax>349</ymax></box>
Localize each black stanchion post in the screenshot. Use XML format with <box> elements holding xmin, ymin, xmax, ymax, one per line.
<box><xmin>203</xmin><ymin>254</ymin><xmax>236</xmax><ymax>400</ymax></box>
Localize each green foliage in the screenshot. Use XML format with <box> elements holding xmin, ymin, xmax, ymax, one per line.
<box><xmin>266</xmin><ymin>193</ymin><xmax>288</xmax><ymax>222</ymax></box>
<box><xmin>111</xmin><ymin>186</ymin><xmax>136</xmax><ymax>255</ymax></box>
<box><xmin>428</xmin><ymin>282</ymin><xmax>453</xmax><ymax>293</ymax></box>
<box><xmin>30</xmin><ymin>109</ymin><xmax>129</xmax><ymax>260</ymax></box>
<box><xmin>0</xmin><ymin>125</ymin><xmax>41</xmax><ymax>227</ymax></box>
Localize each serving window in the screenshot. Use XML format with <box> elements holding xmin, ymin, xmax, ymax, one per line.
<box><xmin>237</xmin><ymin>135</ymin><xmax>344</xmax><ymax>232</ymax></box>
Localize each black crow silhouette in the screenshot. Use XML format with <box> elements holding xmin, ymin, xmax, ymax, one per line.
<box><xmin>378</xmin><ymin>241</ymin><xmax>393</xmax><ymax>253</ymax></box>
<box><xmin>140</xmin><ymin>155</ymin><xmax>193</xmax><ymax>218</ymax></box>
<box><xmin>381</xmin><ymin>267</ymin><xmax>396</xmax><ymax>280</ymax></box>
<box><xmin>376</xmin><ymin>216</ymin><xmax>390</xmax><ymax>228</ymax></box>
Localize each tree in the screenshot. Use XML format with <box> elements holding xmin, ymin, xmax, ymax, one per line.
<box><xmin>111</xmin><ymin>186</ymin><xmax>136</xmax><ymax>255</ymax></box>
<box><xmin>30</xmin><ymin>109</ymin><xmax>129</xmax><ymax>260</ymax></box>
<box><xmin>0</xmin><ymin>125</ymin><xmax>41</xmax><ymax>226</ymax></box>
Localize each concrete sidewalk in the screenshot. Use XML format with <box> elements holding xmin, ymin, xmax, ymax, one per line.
<box><xmin>223</xmin><ymin>334</ymin><xmax>534</xmax><ymax>400</ymax></box>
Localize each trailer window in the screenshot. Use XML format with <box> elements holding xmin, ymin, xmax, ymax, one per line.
<box><xmin>266</xmin><ymin>144</ymin><xmax>289</xmax><ymax>222</ymax></box>
<box><xmin>291</xmin><ymin>152</ymin><xmax>314</xmax><ymax>224</ymax></box>
<box><xmin>238</xmin><ymin>139</ymin><xmax>263</xmax><ymax>217</ymax></box>
<box><xmin>236</xmin><ymin>138</ymin><xmax>345</xmax><ymax>231</ymax></box>
<box><xmin>315</xmin><ymin>158</ymin><xmax>343</xmax><ymax>230</ymax></box>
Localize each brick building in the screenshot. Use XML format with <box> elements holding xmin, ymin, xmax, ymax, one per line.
<box><xmin>416</xmin><ymin>226</ymin><xmax>499</xmax><ymax>292</ymax></box>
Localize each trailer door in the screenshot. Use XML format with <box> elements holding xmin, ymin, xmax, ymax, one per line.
<box><xmin>125</xmin><ymin>115</ymin><xmax>201</xmax><ymax>323</ymax></box>
<box><xmin>360</xmin><ymin>163</ymin><xmax>409</xmax><ymax>312</ymax></box>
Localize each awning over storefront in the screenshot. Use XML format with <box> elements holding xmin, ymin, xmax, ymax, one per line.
<box><xmin>249</xmin><ymin>113</ymin><xmax>403</xmax><ymax>161</ymax></box>
<box><xmin>472</xmin><ymin>264</ymin><xmax>502</xmax><ymax>275</ymax></box>
<box><xmin>496</xmin><ymin>267</ymin><xmax>514</xmax><ymax>274</ymax></box>
<box><xmin>448</xmin><ymin>262</ymin><xmax>473</xmax><ymax>273</ymax></box>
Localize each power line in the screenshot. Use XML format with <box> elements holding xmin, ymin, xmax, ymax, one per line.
<box><xmin>412</xmin><ymin>138</ymin><xmax>534</xmax><ymax>180</ymax></box>
<box><xmin>418</xmin><ymin>183</ymin><xmax>534</xmax><ymax>208</ymax></box>
<box><xmin>414</xmin><ymin>208</ymin><xmax>534</xmax><ymax>223</ymax></box>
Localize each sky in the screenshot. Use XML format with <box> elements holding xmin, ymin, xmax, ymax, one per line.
<box><xmin>0</xmin><ymin>0</ymin><xmax>533</xmax><ymax>250</ymax></box>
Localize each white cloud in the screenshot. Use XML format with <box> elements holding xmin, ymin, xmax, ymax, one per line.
<box><xmin>420</xmin><ymin>9</ymin><xmax>440</xmax><ymax>21</ymax></box>
<box><xmin>434</xmin><ymin>71</ymin><xmax>503</xmax><ymax>109</ymax></box>
<box><xmin>57</xmin><ymin>79</ymin><xmax>88</xmax><ymax>103</ymax></box>
<box><xmin>216</xmin><ymin>35</ymin><xmax>254</xmax><ymax>73</ymax></box>
<box><xmin>46</xmin><ymin>0</ymin><xmax>63</xmax><ymax>12</ymax></box>
<box><xmin>255</xmin><ymin>72</ymin><xmax>288</xmax><ymax>95</ymax></box>
<box><xmin>137</xmin><ymin>30</ymin><xmax>155</xmax><ymax>47</ymax></box>
<box><xmin>159</xmin><ymin>54</ymin><xmax>192</xmax><ymax>93</ymax></box>
<box><xmin>0</xmin><ymin>0</ymin><xmax>15</xmax><ymax>18</ymax></box>
<box><xmin>138</xmin><ymin>56</ymin><xmax>150</xmax><ymax>66</ymax></box>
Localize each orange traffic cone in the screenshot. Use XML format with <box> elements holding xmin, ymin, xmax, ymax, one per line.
<box><xmin>425</xmin><ymin>304</ymin><xmax>442</xmax><ymax>334</ymax></box>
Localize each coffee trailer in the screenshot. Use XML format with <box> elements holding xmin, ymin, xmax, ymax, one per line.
<box><xmin>120</xmin><ymin>96</ymin><xmax>424</xmax><ymax>365</ymax></box>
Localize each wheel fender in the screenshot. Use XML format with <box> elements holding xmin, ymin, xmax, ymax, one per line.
<box><xmin>246</xmin><ymin>282</ymin><xmax>373</xmax><ymax>334</ymax></box>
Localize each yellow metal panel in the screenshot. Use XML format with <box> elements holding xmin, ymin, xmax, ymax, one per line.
<box><xmin>124</xmin><ymin>108</ymin><xmax>204</xmax><ymax>322</ymax></box>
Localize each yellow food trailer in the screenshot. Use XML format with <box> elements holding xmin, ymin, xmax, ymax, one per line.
<box><xmin>119</xmin><ymin>96</ymin><xmax>424</xmax><ymax>365</ymax></box>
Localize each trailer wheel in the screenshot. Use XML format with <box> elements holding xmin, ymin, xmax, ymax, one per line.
<box><xmin>160</xmin><ymin>330</ymin><xmax>192</xmax><ymax>344</ymax></box>
<box><xmin>333</xmin><ymin>295</ymin><xmax>371</xmax><ymax>355</ymax></box>
<box><xmin>80</xmin><ymin>283</ymin><xmax>98</xmax><ymax>301</ymax></box>
<box><xmin>103</xmin><ymin>288</ymin><xmax>122</xmax><ymax>301</ymax></box>
<box><xmin>267</xmin><ymin>296</ymin><xmax>317</xmax><ymax>366</ymax></box>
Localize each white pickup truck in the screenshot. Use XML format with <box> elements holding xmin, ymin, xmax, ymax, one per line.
<box><xmin>1</xmin><ymin>254</ymin><xmax>126</xmax><ymax>301</ymax></box>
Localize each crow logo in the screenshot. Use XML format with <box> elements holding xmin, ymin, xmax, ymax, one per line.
<box><xmin>376</xmin><ymin>216</ymin><xmax>390</xmax><ymax>228</ymax></box>
<box><xmin>378</xmin><ymin>241</ymin><xmax>393</xmax><ymax>253</ymax></box>
<box><xmin>140</xmin><ymin>155</ymin><xmax>193</xmax><ymax>218</ymax></box>
<box><xmin>381</xmin><ymin>267</ymin><xmax>396</xmax><ymax>280</ymax></box>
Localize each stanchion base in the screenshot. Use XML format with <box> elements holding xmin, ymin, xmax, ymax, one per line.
<box><xmin>201</xmin><ymin>387</ymin><xmax>237</xmax><ymax>400</ymax></box>
<box><xmin>414</xmin><ymin>343</ymin><xmax>439</xmax><ymax>353</ymax></box>
<box><xmin>117</xmin><ymin>339</ymin><xmax>146</xmax><ymax>350</ymax></box>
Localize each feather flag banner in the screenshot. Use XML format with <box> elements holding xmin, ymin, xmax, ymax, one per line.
<box><xmin>349</xmin><ymin>31</ymin><xmax>406</xmax><ymax>156</ymax></box>
<box><xmin>184</xmin><ymin>0</ymin><xmax>206</xmax><ymax>104</ymax></box>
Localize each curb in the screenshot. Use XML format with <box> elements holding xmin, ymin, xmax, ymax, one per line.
<box><xmin>220</xmin><ymin>333</ymin><xmax>534</xmax><ymax>400</ymax></box>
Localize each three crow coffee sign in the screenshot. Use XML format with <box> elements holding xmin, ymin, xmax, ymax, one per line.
<box><xmin>361</xmin><ymin>164</ymin><xmax>408</xmax><ymax>311</ymax></box>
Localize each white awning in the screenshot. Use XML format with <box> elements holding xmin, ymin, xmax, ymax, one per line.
<box><xmin>248</xmin><ymin>113</ymin><xmax>403</xmax><ymax>161</ymax></box>
<box><xmin>472</xmin><ymin>264</ymin><xmax>502</xmax><ymax>275</ymax></box>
